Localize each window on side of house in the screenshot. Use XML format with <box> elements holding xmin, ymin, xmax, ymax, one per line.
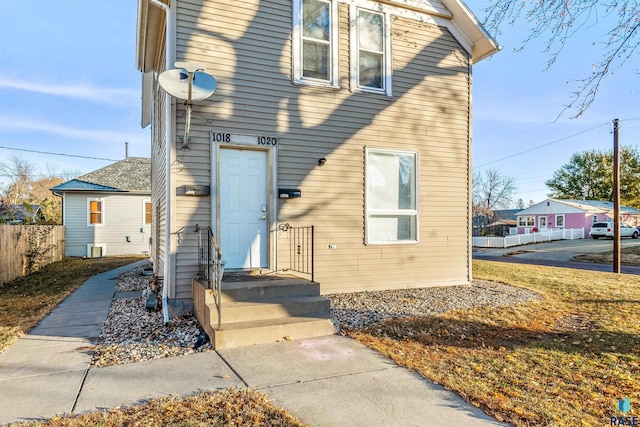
<box><xmin>518</xmin><ymin>216</ymin><xmax>534</xmax><ymax>227</ymax></box>
<box><xmin>593</xmin><ymin>215</ymin><xmax>598</xmax><ymax>223</ymax></box>
<box><xmin>143</xmin><ymin>200</ymin><xmax>152</xmax><ymax>226</ymax></box>
<box><xmin>365</xmin><ymin>148</ymin><xmax>418</xmax><ymax>244</ymax></box>
<box><xmin>293</xmin><ymin>0</ymin><xmax>339</xmax><ymax>87</ymax></box>
<box><xmin>556</xmin><ymin>214</ymin><xmax>565</xmax><ymax>227</ymax></box>
<box><xmin>88</xmin><ymin>199</ymin><xmax>104</xmax><ymax>226</ymax></box>
<box><xmin>350</xmin><ymin>5</ymin><xmax>392</xmax><ymax>96</ymax></box>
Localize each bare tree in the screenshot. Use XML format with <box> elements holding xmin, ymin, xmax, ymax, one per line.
<box><xmin>480</xmin><ymin>1</ymin><xmax>640</xmax><ymax>118</ymax></box>
<box><xmin>0</xmin><ymin>156</ymin><xmax>33</xmax><ymax>205</ymax></box>
<box><xmin>472</xmin><ymin>168</ymin><xmax>517</xmax><ymax>232</ymax></box>
<box><xmin>0</xmin><ymin>156</ymin><xmax>65</xmax><ymax>224</ymax></box>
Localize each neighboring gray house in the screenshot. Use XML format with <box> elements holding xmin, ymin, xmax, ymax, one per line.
<box><xmin>51</xmin><ymin>158</ymin><xmax>152</xmax><ymax>258</ymax></box>
<box><xmin>0</xmin><ymin>204</ymin><xmax>43</xmax><ymax>224</ymax></box>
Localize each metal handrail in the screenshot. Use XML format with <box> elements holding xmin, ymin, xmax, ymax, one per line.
<box><xmin>276</xmin><ymin>223</ymin><xmax>314</xmax><ymax>281</ymax></box>
<box><xmin>197</xmin><ymin>225</ymin><xmax>223</xmax><ymax>329</ymax></box>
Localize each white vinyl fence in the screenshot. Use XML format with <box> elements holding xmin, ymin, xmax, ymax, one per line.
<box><xmin>472</xmin><ymin>228</ymin><xmax>585</xmax><ymax>248</ymax></box>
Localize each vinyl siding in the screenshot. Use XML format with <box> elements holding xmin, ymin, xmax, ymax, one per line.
<box><xmin>151</xmin><ymin>47</ymin><xmax>168</xmax><ymax>283</ymax></box>
<box><xmin>63</xmin><ymin>193</ymin><xmax>152</xmax><ymax>257</ymax></box>
<box><xmin>163</xmin><ymin>0</ymin><xmax>471</xmax><ymax>296</ymax></box>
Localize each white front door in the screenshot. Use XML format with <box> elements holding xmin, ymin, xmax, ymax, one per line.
<box><xmin>220</xmin><ymin>148</ymin><xmax>268</xmax><ymax>269</ymax></box>
<box><xmin>539</xmin><ymin>216</ymin><xmax>548</xmax><ymax>230</ymax></box>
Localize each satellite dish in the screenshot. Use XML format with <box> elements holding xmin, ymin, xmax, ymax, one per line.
<box><xmin>158</xmin><ymin>68</ymin><xmax>217</xmax><ymax>102</ymax></box>
<box><xmin>157</xmin><ymin>62</ymin><xmax>217</xmax><ymax>149</ymax></box>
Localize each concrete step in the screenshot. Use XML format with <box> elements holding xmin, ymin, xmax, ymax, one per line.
<box><xmin>221</xmin><ymin>277</ymin><xmax>320</xmax><ymax>303</ymax></box>
<box><xmin>211</xmin><ymin>315</ymin><xmax>337</xmax><ymax>349</ymax></box>
<box><xmin>220</xmin><ymin>296</ymin><xmax>331</xmax><ymax>323</ymax></box>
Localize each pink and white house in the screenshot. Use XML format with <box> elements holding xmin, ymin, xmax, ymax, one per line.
<box><xmin>515</xmin><ymin>199</ymin><xmax>640</xmax><ymax>235</ymax></box>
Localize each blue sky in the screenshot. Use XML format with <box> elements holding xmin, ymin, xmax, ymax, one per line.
<box><xmin>0</xmin><ymin>1</ymin><xmax>638</xmax><ymax>206</ymax></box>
<box><xmin>0</xmin><ymin>1</ymin><xmax>150</xmax><ymax>183</ymax></box>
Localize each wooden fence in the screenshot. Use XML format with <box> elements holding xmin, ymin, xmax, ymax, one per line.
<box><xmin>0</xmin><ymin>225</ymin><xmax>65</xmax><ymax>285</ymax></box>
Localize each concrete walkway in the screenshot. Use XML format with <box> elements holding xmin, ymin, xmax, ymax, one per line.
<box><xmin>0</xmin><ymin>261</ymin><xmax>506</xmax><ymax>426</ymax></box>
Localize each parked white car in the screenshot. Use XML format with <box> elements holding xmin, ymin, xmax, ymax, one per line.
<box><xmin>589</xmin><ymin>222</ymin><xmax>639</xmax><ymax>239</ymax></box>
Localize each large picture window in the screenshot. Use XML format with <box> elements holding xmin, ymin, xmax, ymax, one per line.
<box><xmin>88</xmin><ymin>199</ymin><xmax>104</xmax><ymax>226</ymax></box>
<box><xmin>366</xmin><ymin>148</ymin><xmax>418</xmax><ymax>244</ymax></box>
<box><xmin>293</xmin><ymin>0</ymin><xmax>339</xmax><ymax>87</ymax></box>
<box><xmin>351</xmin><ymin>6</ymin><xmax>392</xmax><ymax>96</ymax></box>
<box><xmin>518</xmin><ymin>216</ymin><xmax>534</xmax><ymax>227</ymax></box>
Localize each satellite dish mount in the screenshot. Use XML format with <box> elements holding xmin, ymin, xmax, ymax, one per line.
<box><xmin>158</xmin><ymin>62</ymin><xmax>217</xmax><ymax>149</ymax></box>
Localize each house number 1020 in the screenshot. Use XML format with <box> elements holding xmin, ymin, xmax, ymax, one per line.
<box><xmin>257</xmin><ymin>136</ymin><xmax>277</xmax><ymax>146</ymax></box>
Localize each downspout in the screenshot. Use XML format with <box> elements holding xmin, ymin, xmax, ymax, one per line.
<box><xmin>149</xmin><ymin>0</ymin><xmax>172</xmax><ymax>324</ymax></box>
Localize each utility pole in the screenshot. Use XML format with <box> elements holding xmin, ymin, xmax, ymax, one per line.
<box><xmin>613</xmin><ymin>119</ymin><xmax>621</xmax><ymax>273</ymax></box>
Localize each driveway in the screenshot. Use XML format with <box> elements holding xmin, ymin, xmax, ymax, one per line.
<box><xmin>473</xmin><ymin>238</ymin><xmax>640</xmax><ymax>274</ymax></box>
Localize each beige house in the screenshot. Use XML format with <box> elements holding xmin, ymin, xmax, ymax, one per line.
<box><xmin>136</xmin><ymin>0</ymin><xmax>498</xmax><ymax>346</ymax></box>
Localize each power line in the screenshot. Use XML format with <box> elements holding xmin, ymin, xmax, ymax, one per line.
<box><xmin>0</xmin><ymin>145</ymin><xmax>119</xmax><ymax>162</ymax></box>
<box><xmin>473</xmin><ymin>121</ymin><xmax>611</xmax><ymax>169</ymax></box>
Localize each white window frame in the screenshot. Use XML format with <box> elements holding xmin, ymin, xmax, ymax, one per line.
<box><xmin>539</xmin><ymin>216</ymin><xmax>548</xmax><ymax>229</ymax></box>
<box><xmin>556</xmin><ymin>214</ymin><xmax>565</xmax><ymax>228</ymax></box>
<box><xmin>143</xmin><ymin>199</ymin><xmax>152</xmax><ymax>226</ymax></box>
<box><xmin>350</xmin><ymin>4</ymin><xmax>392</xmax><ymax>97</ymax></box>
<box><xmin>592</xmin><ymin>215</ymin><xmax>599</xmax><ymax>223</ymax></box>
<box><xmin>87</xmin><ymin>244</ymin><xmax>106</xmax><ymax>258</ymax></box>
<box><xmin>365</xmin><ymin>147</ymin><xmax>418</xmax><ymax>245</ymax></box>
<box><xmin>518</xmin><ymin>216</ymin><xmax>534</xmax><ymax>227</ymax></box>
<box><xmin>87</xmin><ymin>198</ymin><xmax>104</xmax><ymax>226</ymax></box>
<box><xmin>292</xmin><ymin>0</ymin><xmax>339</xmax><ymax>87</ymax></box>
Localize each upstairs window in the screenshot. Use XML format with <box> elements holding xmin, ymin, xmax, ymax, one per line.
<box><xmin>351</xmin><ymin>6</ymin><xmax>392</xmax><ymax>96</ymax></box>
<box><xmin>88</xmin><ymin>199</ymin><xmax>104</xmax><ymax>226</ymax></box>
<box><xmin>293</xmin><ymin>0</ymin><xmax>339</xmax><ymax>87</ymax></box>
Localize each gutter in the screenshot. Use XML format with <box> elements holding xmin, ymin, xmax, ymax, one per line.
<box><xmin>149</xmin><ymin>0</ymin><xmax>172</xmax><ymax>324</ymax></box>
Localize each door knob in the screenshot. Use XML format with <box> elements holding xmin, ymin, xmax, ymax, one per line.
<box><xmin>260</xmin><ymin>216</ymin><xmax>267</xmax><ymax>220</ymax></box>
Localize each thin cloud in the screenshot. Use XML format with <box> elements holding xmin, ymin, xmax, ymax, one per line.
<box><xmin>0</xmin><ymin>116</ymin><xmax>148</xmax><ymax>145</ymax></box>
<box><xmin>0</xmin><ymin>76</ymin><xmax>138</xmax><ymax>106</ymax></box>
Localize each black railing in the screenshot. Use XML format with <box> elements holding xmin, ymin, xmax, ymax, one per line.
<box><xmin>196</xmin><ymin>225</ymin><xmax>223</xmax><ymax>329</ymax></box>
<box><xmin>275</xmin><ymin>223</ymin><xmax>314</xmax><ymax>281</ymax></box>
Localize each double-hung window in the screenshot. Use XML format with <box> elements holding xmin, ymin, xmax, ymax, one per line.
<box><xmin>293</xmin><ymin>0</ymin><xmax>339</xmax><ymax>87</ymax></box>
<box><xmin>351</xmin><ymin>6</ymin><xmax>392</xmax><ymax>96</ymax></box>
<box><xmin>88</xmin><ymin>199</ymin><xmax>104</xmax><ymax>226</ymax></box>
<box><xmin>366</xmin><ymin>148</ymin><xmax>418</xmax><ymax>244</ymax></box>
<box><xmin>518</xmin><ymin>216</ymin><xmax>534</xmax><ymax>227</ymax></box>
<box><xmin>143</xmin><ymin>200</ymin><xmax>152</xmax><ymax>226</ymax></box>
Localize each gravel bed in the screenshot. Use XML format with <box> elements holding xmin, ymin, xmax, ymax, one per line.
<box><xmin>92</xmin><ymin>268</ymin><xmax>212</xmax><ymax>368</ymax></box>
<box><xmin>115</xmin><ymin>264</ymin><xmax>155</xmax><ymax>292</ymax></box>
<box><xmin>95</xmin><ymin>268</ymin><xmax>540</xmax><ymax>367</ymax></box>
<box><xmin>328</xmin><ymin>280</ymin><xmax>542</xmax><ymax>330</ymax></box>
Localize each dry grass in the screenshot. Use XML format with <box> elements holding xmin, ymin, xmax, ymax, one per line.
<box><xmin>10</xmin><ymin>388</ymin><xmax>306</xmax><ymax>427</ymax></box>
<box><xmin>0</xmin><ymin>256</ymin><xmax>145</xmax><ymax>353</ymax></box>
<box><xmin>574</xmin><ymin>243</ymin><xmax>640</xmax><ymax>265</ymax></box>
<box><xmin>348</xmin><ymin>260</ymin><xmax>640</xmax><ymax>426</ymax></box>
<box><xmin>1</xmin><ymin>257</ymin><xmax>306</xmax><ymax>427</ymax></box>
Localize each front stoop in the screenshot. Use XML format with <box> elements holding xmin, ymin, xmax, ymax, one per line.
<box><xmin>193</xmin><ymin>276</ymin><xmax>336</xmax><ymax>349</ymax></box>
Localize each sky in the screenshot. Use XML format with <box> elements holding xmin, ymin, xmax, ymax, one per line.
<box><xmin>0</xmin><ymin>1</ymin><xmax>638</xmax><ymax>207</ymax></box>
<box><xmin>0</xmin><ymin>1</ymin><xmax>150</xmax><ymax>183</ymax></box>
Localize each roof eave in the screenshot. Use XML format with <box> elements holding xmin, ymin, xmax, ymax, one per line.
<box><xmin>442</xmin><ymin>0</ymin><xmax>501</xmax><ymax>63</ymax></box>
<box><xmin>136</xmin><ymin>0</ymin><xmax>166</xmax><ymax>73</ymax></box>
